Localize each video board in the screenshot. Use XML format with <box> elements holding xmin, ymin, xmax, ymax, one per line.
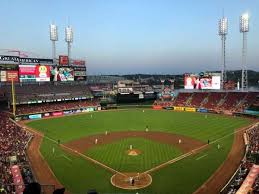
<box><xmin>50</xmin><ymin>67</ymin><xmax>74</xmax><ymax>81</ymax></box>
<box><xmin>184</xmin><ymin>73</ymin><xmax>221</xmax><ymax>90</ymax></box>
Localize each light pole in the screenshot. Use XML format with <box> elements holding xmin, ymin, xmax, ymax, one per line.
<box><xmin>240</xmin><ymin>13</ymin><xmax>249</xmax><ymax>91</ymax></box>
<box><xmin>65</xmin><ymin>26</ymin><xmax>73</xmax><ymax>66</ymax></box>
<box><xmin>50</xmin><ymin>24</ymin><xmax>58</xmax><ymax>65</ymax></box>
<box><xmin>218</xmin><ymin>17</ymin><xmax>228</xmax><ymax>89</ymax></box>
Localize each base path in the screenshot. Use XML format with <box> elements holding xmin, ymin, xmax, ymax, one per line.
<box><xmin>65</xmin><ymin>130</ymin><xmax>205</xmax><ymax>154</ymax></box>
<box><xmin>193</xmin><ymin>126</ymin><xmax>248</xmax><ymax>194</ymax></box>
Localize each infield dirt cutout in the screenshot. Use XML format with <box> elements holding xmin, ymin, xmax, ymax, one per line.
<box><xmin>65</xmin><ymin>130</ymin><xmax>205</xmax><ymax>190</ymax></box>
<box><xmin>127</xmin><ymin>149</ymin><xmax>141</xmax><ymax>156</ymax></box>
<box><xmin>65</xmin><ymin>131</ymin><xmax>205</xmax><ymax>154</ymax></box>
<box><xmin>111</xmin><ymin>172</ymin><xmax>152</xmax><ymax>190</ymax></box>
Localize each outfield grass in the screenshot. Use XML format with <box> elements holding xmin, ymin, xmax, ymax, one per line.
<box><xmin>86</xmin><ymin>137</ymin><xmax>182</xmax><ymax>172</ymax></box>
<box><xmin>28</xmin><ymin>109</ymin><xmax>252</xmax><ymax>194</ymax></box>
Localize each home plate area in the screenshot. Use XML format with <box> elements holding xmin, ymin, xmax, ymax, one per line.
<box><xmin>111</xmin><ymin>172</ymin><xmax>152</xmax><ymax>190</ymax></box>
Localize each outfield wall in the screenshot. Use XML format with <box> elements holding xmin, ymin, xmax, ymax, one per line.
<box><xmin>15</xmin><ymin>106</ymin><xmax>101</xmax><ymax>121</ymax></box>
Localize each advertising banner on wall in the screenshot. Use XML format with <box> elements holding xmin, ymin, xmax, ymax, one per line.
<box><xmin>28</xmin><ymin>114</ymin><xmax>42</xmax><ymax>119</ymax></box>
<box><xmin>173</xmin><ymin>106</ymin><xmax>185</xmax><ymax>111</ymax></box>
<box><xmin>185</xmin><ymin>107</ymin><xmax>196</xmax><ymax>112</ymax></box>
<box><xmin>0</xmin><ymin>71</ymin><xmax>6</xmax><ymax>82</ymax></box>
<box><xmin>52</xmin><ymin>112</ymin><xmax>63</xmax><ymax>116</ymax></box>
<box><xmin>0</xmin><ymin>55</ymin><xmax>53</xmax><ymax>64</ymax></box>
<box><xmin>35</xmin><ymin>65</ymin><xmax>50</xmax><ymax>82</ymax></box>
<box><xmin>19</xmin><ymin>65</ymin><xmax>36</xmax><ymax>82</ymax></box>
<box><xmin>6</xmin><ymin>71</ymin><xmax>19</xmax><ymax>82</ymax></box>
<box><xmin>0</xmin><ymin>64</ymin><xmax>18</xmax><ymax>70</ymax></box>
<box><xmin>71</xmin><ymin>59</ymin><xmax>86</xmax><ymax>66</ymax></box>
<box><xmin>211</xmin><ymin>76</ymin><xmax>221</xmax><ymax>89</ymax></box>
<box><xmin>0</xmin><ymin>70</ymin><xmax>19</xmax><ymax>82</ymax></box>
<box><xmin>59</xmin><ymin>55</ymin><xmax>69</xmax><ymax>65</ymax></box>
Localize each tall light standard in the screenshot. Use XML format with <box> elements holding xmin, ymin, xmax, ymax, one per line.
<box><xmin>50</xmin><ymin>24</ymin><xmax>58</xmax><ymax>65</ymax></box>
<box><xmin>240</xmin><ymin>13</ymin><xmax>249</xmax><ymax>90</ymax></box>
<box><xmin>218</xmin><ymin>16</ymin><xmax>228</xmax><ymax>89</ymax></box>
<box><xmin>65</xmin><ymin>26</ymin><xmax>73</xmax><ymax>66</ymax></box>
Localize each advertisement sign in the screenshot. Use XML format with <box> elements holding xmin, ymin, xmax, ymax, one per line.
<box><xmin>0</xmin><ymin>71</ymin><xmax>6</xmax><ymax>82</ymax></box>
<box><xmin>59</xmin><ymin>55</ymin><xmax>69</xmax><ymax>65</ymax></box>
<box><xmin>28</xmin><ymin>114</ymin><xmax>42</xmax><ymax>119</ymax></box>
<box><xmin>74</xmin><ymin>71</ymin><xmax>86</xmax><ymax>76</ymax></box>
<box><xmin>0</xmin><ymin>55</ymin><xmax>53</xmax><ymax>64</ymax></box>
<box><xmin>19</xmin><ymin>65</ymin><xmax>36</xmax><ymax>75</ymax></box>
<box><xmin>6</xmin><ymin>71</ymin><xmax>19</xmax><ymax>82</ymax></box>
<box><xmin>185</xmin><ymin>107</ymin><xmax>196</xmax><ymax>112</ymax></box>
<box><xmin>211</xmin><ymin>76</ymin><xmax>221</xmax><ymax>89</ymax></box>
<box><xmin>35</xmin><ymin>65</ymin><xmax>50</xmax><ymax>82</ymax></box>
<box><xmin>43</xmin><ymin>113</ymin><xmax>50</xmax><ymax>117</ymax></box>
<box><xmin>197</xmin><ymin>108</ymin><xmax>208</xmax><ymax>113</ymax></box>
<box><xmin>71</xmin><ymin>59</ymin><xmax>86</xmax><ymax>66</ymax></box>
<box><xmin>0</xmin><ymin>64</ymin><xmax>18</xmax><ymax>70</ymax></box>
<box><xmin>173</xmin><ymin>106</ymin><xmax>185</xmax><ymax>111</ymax></box>
<box><xmin>52</xmin><ymin>112</ymin><xmax>63</xmax><ymax>116</ymax></box>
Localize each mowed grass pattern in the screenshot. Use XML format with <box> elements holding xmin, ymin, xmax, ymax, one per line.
<box><xmin>86</xmin><ymin>137</ymin><xmax>182</xmax><ymax>172</ymax></box>
<box><xmin>27</xmin><ymin>109</ymin><xmax>252</xmax><ymax>194</ymax></box>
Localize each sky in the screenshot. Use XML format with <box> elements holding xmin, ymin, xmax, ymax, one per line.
<box><xmin>0</xmin><ymin>0</ymin><xmax>258</xmax><ymax>75</ymax></box>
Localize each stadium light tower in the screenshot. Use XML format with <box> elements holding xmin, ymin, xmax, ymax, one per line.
<box><xmin>65</xmin><ymin>26</ymin><xmax>73</xmax><ymax>66</ymax></box>
<box><xmin>218</xmin><ymin>16</ymin><xmax>228</xmax><ymax>89</ymax></box>
<box><xmin>50</xmin><ymin>24</ymin><xmax>58</xmax><ymax>65</ymax></box>
<box><xmin>240</xmin><ymin>13</ymin><xmax>249</xmax><ymax>90</ymax></box>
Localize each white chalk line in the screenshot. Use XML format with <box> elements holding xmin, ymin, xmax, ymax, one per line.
<box><xmin>143</xmin><ymin>123</ymin><xmax>255</xmax><ymax>174</ymax></box>
<box><xmin>20</xmin><ymin>121</ymin><xmax>256</xmax><ymax>176</ymax></box>
<box><xmin>196</xmin><ymin>154</ymin><xmax>208</xmax><ymax>161</ymax></box>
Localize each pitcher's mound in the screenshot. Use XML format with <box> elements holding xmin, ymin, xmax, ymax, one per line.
<box><xmin>111</xmin><ymin>172</ymin><xmax>152</xmax><ymax>190</ymax></box>
<box><xmin>126</xmin><ymin>149</ymin><xmax>141</xmax><ymax>156</ymax></box>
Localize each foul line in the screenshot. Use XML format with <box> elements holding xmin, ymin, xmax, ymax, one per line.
<box><xmin>19</xmin><ymin>121</ymin><xmax>257</xmax><ymax>177</ymax></box>
<box><xmin>57</xmin><ymin>154</ymin><xmax>72</xmax><ymax>162</ymax></box>
<box><xmin>18</xmin><ymin>122</ymin><xmax>128</xmax><ymax>178</ymax></box>
<box><xmin>143</xmin><ymin>123</ymin><xmax>256</xmax><ymax>174</ymax></box>
<box><xmin>196</xmin><ymin>154</ymin><xmax>208</xmax><ymax>161</ymax></box>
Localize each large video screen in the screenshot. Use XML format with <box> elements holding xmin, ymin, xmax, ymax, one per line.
<box><xmin>51</xmin><ymin>67</ymin><xmax>74</xmax><ymax>81</ymax></box>
<box><xmin>184</xmin><ymin>75</ymin><xmax>197</xmax><ymax>89</ymax></box>
<box><xmin>184</xmin><ymin>74</ymin><xmax>221</xmax><ymax>90</ymax></box>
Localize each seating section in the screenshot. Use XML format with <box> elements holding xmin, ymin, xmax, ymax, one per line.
<box><xmin>154</xmin><ymin>91</ymin><xmax>259</xmax><ymax>112</ymax></box>
<box><xmin>2</xmin><ymin>83</ymin><xmax>93</xmax><ymax>103</ymax></box>
<box><xmin>172</xmin><ymin>93</ymin><xmax>192</xmax><ymax>106</ymax></box>
<box><xmin>0</xmin><ymin>112</ymin><xmax>34</xmax><ymax>193</ymax></box>
<box><xmin>218</xmin><ymin>92</ymin><xmax>247</xmax><ymax>111</ymax></box>
<box><xmin>202</xmin><ymin>92</ymin><xmax>226</xmax><ymax>109</ymax></box>
<box><xmin>15</xmin><ymin>99</ymin><xmax>100</xmax><ymax>115</ymax></box>
<box><xmin>223</xmin><ymin>124</ymin><xmax>259</xmax><ymax>194</ymax></box>
<box><xmin>188</xmin><ymin>92</ymin><xmax>208</xmax><ymax>108</ymax></box>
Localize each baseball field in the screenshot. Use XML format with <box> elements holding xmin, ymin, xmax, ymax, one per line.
<box><xmin>25</xmin><ymin>109</ymin><xmax>252</xmax><ymax>194</ymax></box>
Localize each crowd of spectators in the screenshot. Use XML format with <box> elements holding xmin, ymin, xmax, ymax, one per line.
<box><xmin>223</xmin><ymin>123</ymin><xmax>259</xmax><ymax>194</ymax></box>
<box><xmin>154</xmin><ymin>91</ymin><xmax>259</xmax><ymax>113</ymax></box>
<box><xmin>0</xmin><ymin>112</ymin><xmax>34</xmax><ymax>193</ymax></box>
<box><xmin>14</xmin><ymin>99</ymin><xmax>100</xmax><ymax>115</ymax></box>
<box><xmin>1</xmin><ymin>83</ymin><xmax>93</xmax><ymax>103</ymax></box>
